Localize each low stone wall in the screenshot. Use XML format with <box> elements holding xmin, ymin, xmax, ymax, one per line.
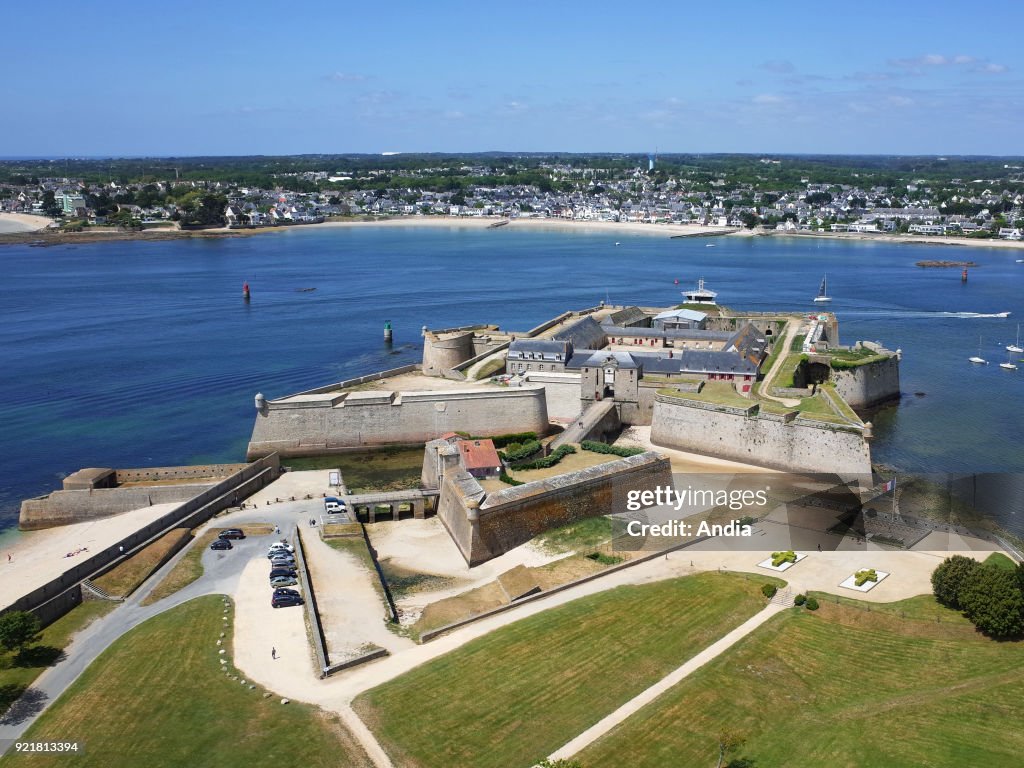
<box><xmin>650</xmin><ymin>395</ymin><xmax>871</xmax><ymax>476</ymax></box>
<box><xmin>247</xmin><ymin>386</ymin><xmax>550</xmax><ymax>459</ymax></box>
<box><xmin>3</xmin><ymin>455</ymin><xmax>280</xmax><ymax>622</ymax></box>
<box><xmin>114</xmin><ymin>464</ymin><xmax>248</xmax><ymax>483</ymax></box>
<box><xmin>522</xmin><ymin>373</ymin><xmax>582</xmax><ymax>421</ymax></box>
<box><xmin>437</xmin><ymin>453</ymin><xmax>673</xmax><ymax>566</ymax></box>
<box><xmin>831</xmin><ymin>354</ymin><xmax>901</xmax><ymax>409</ymax></box>
<box><xmin>283</xmin><ymin>364</ymin><xmax>420</xmax><ymax>398</ymax></box>
<box><xmin>19</xmin><ymin>483</ymin><xmax>217</xmax><ymax>530</ymax></box>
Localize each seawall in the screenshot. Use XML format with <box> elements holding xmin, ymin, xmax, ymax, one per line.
<box><xmin>831</xmin><ymin>354</ymin><xmax>901</xmax><ymax>409</ymax></box>
<box><xmin>247</xmin><ymin>385</ymin><xmax>550</xmax><ymax>459</ymax></box>
<box><xmin>650</xmin><ymin>395</ymin><xmax>872</xmax><ymax>476</ymax></box>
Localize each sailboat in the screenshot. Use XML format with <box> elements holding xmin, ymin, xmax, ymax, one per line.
<box><xmin>813</xmin><ymin>274</ymin><xmax>831</xmax><ymax>303</ymax></box>
<box><xmin>969</xmin><ymin>336</ymin><xmax>988</xmax><ymax>365</ymax></box>
<box><xmin>1000</xmin><ymin>353</ymin><xmax>1018</xmax><ymax>371</ymax></box>
<box><xmin>1007</xmin><ymin>324</ymin><xmax>1023</xmax><ymax>354</ymax></box>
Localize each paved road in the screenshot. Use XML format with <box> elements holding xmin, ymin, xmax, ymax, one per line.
<box><xmin>0</xmin><ymin>502</ymin><xmax>317</xmax><ymax>742</ymax></box>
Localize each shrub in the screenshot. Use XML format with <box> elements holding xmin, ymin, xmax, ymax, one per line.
<box><xmin>958</xmin><ymin>565</ymin><xmax>1024</xmax><ymax>638</ymax></box>
<box><xmin>931</xmin><ymin>555</ymin><xmax>981</xmax><ymax>609</ymax></box>
<box><xmin>737</xmin><ymin>516</ymin><xmax>756</xmax><ymax>527</ymax></box>
<box><xmin>580</xmin><ymin>440</ymin><xmax>645</xmax><ymax>457</ymax></box>
<box><xmin>761</xmin><ymin>583</ymin><xmax>777</xmax><ymax>599</ymax></box>
<box><xmin>511</xmin><ymin>444</ymin><xmax>576</xmax><ymax>470</ymax></box>
<box><xmin>771</xmin><ymin>550</ymin><xmax>797</xmax><ymax>567</ymax></box>
<box><xmin>461</xmin><ymin>431</ymin><xmax>537</xmax><ymax>448</ymax></box>
<box><xmin>854</xmin><ymin>568</ymin><xmax>879</xmax><ymax>587</ymax></box>
<box><xmin>793</xmin><ymin>594</ymin><xmax>807</xmax><ymax>606</ymax></box>
<box><xmin>805</xmin><ymin>597</ymin><xmax>819</xmax><ymax>611</ymax></box>
<box><xmin>499</xmin><ymin>471</ymin><xmax>523</xmax><ymax>486</ymax></box>
<box><xmin>500</xmin><ymin>440</ymin><xmax>543</xmax><ymax>463</ymax></box>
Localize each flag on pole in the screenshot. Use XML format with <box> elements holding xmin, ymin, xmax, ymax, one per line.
<box><xmin>880</xmin><ymin>477</ymin><xmax>896</xmax><ymax>493</ymax></box>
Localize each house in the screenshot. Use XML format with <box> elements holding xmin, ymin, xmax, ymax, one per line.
<box><xmin>458</xmin><ymin>439</ymin><xmax>502</xmax><ymax>479</ymax></box>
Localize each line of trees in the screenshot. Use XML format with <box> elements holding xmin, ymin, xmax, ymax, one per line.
<box><xmin>931</xmin><ymin>555</ymin><xmax>1024</xmax><ymax>638</ymax></box>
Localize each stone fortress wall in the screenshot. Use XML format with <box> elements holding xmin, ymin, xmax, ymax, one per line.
<box><xmin>831</xmin><ymin>350</ymin><xmax>902</xmax><ymax>409</ymax></box>
<box><xmin>650</xmin><ymin>394</ymin><xmax>872</xmax><ymax>476</ymax></box>
<box><xmin>247</xmin><ymin>383</ymin><xmax>549</xmax><ymax>459</ymax></box>
<box><xmin>436</xmin><ymin>452</ymin><xmax>673</xmax><ymax>565</ymax></box>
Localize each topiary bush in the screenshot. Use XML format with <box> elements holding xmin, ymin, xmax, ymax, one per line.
<box><xmin>771</xmin><ymin>550</ymin><xmax>797</xmax><ymax>567</ymax></box>
<box><xmin>854</xmin><ymin>568</ymin><xmax>879</xmax><ymax>587</ymax></box>
<box><xmin>805</xmin><ymin>597</ymin><xmax>819</xmax><ymax>611</ymax></box>
<box><xmin>500</xmin><ymin>440</ymin><xmax>543</xmax><ymax>463</ymax></box>
<box><xmin>761</xmin><ymin>583</ymin><xmax>777</xmax><ymax>599</ymax></box>
<box><xmin>794</xmin><ymin>594</ymin><xmax>807</xmax><ymax>606</ymax></box>
<box><xmin>511</xmin><ymin>444</ymin><xmax>576</xmax><ymax>470</ymax></box>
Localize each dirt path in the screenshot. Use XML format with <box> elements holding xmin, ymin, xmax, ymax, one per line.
<box><xmin>758</xmin><ymin>317</ymin><xmax>803</xmax><ymax>407</ymax></box>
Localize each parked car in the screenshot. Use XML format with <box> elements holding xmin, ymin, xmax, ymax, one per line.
<box><xmin>272</xmin><ymin>593</ymin><xmax>304</xmax><ymax>608</ymax></box>
<box><xmin>210</xmin><ymin>539</ymin><xmax>233</xmax><ymax>551</ymax></box>
<box><xmin>324</xmin><ymin>496</ymin><xmax>347</xmax><ymax>513</ymax></box>
<box><xmin>269</xmin><ymin>568</ymin><xmax>297</xmax><ymax>579</ymax></box>
<box><xmin>267</xmin><ymin>551</ymin><xmax>296</xmax><ymax>561</ymax></box>
<box><xmin>268</xmin><ymin>542</ymin><xmax>294</xmax><ymax>554</ymax></box>
<box><xmin>273</xmin><ymin>587</ymin><xmax>301</xmax><ymax>598</ymax></box>
<box><xmin>218</xmin><ymin>528</ymin><xmax>246</xmax><ymax>540</ymax></box>
<box><xmin>270</xmin><ymin>557</ymin><xmax>296</xmax><ymax>568</ymax></box>
<box><xmin>269</xmin><ymin>575</ymin><xmax>297</xmax><ymax>587</ymax></box>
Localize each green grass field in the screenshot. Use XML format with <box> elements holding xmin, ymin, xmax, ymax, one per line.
<box><xmin>6</xmin><ymin>596</ymin><xmax>370</xmax><ymax>768</ymax></box>
<box><xmin>579</xmin><ymin>598</ymin><xmax>1024</xmax><ymax>767</ymax></box>
<box><xmin>0</xmin><ymin>602</ymin><xmax>114</xmax><ymax>717</ymax></box>
<box><xmin>355</xmin><ymin>572</ymin><xmax>776</xmax><ymax>768</ymax></box>
<box><xmin>283</xmin><ymin>447</ymin><xmax>424</xmax><ymax>493</ymax></box>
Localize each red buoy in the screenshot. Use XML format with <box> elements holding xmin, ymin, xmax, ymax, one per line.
<box><xmin>243</xmin><ymin>281</ymin><xmax>251</xmax><ymax>300</ymax></box>
<box><xmin>962</xmin><ymin>268</ymin><xmax>968</xmax><ymax>283</ymax></box>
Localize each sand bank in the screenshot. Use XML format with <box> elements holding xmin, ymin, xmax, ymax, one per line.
<box><xmin>0</xmin><ymin>213</ymin><xmax>55</xmax><ymax>233</ymax></box>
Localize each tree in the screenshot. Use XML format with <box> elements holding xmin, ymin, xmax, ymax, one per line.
<box><xmin>536</xmin><ymin>760</ymin><xmax>582</xmax><ymax>768</ymax></box>
<box><xmin>931</xmin><ymin>555</ymin><xmax>981</xmax><ymax>609</ymax></box>
<box><xmin>0</xmin><ymin>611</ymin><xmax>41</xmax><ymax>655</ymax></box>
<box><xmin>739</xmin><ymin>211</ymin><xmax>760</xmax><ymax>229</ymax></box>
<box><xmin>958</xmin><ymin>566</ymin><xmax>1024</xmax><ymax>638</ymax></box>
<box><xmin>716</xmin><ymin>729</ymin><xmax>746</xmax><ymax>768</ymax></box>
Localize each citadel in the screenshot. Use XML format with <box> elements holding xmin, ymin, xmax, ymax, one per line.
<box><xmin>245</xmin><ymin>288</ymin><xmax>900</xmax><ymax>564</ymax></box>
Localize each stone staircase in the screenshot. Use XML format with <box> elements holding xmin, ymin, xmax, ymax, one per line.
<box><xmin>770</xmin><ymin>587</ymin><xmax>795</xmax><ymax>608</ymax></box>
<box><xmin>81</xmin><ymin>579</ymin><xmax>123</xmax><ymax>602</ymax></box>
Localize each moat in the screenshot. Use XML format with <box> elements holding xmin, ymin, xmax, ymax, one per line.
<box><xmin>3</xmin><ymin>225</ymin><xmax>1024</xmax><ymax>532</ymax></box>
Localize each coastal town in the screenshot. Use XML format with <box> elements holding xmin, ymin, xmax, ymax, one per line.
<box><xmin>2</xmin><ymin>154</ymin><xmax>1024</xmax><ymax>241</ymax></box>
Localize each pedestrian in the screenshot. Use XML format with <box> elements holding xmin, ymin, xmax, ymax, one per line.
<box><xmin>272</xmin><ymin>647</ymin><xmax>277</xmax><ymax>660</ymax></box>
<box><xmin>7</xmin><ymin>553</ymin><xmax>10</xmax><ymax>563</ymax></box>
<box><xmin>274</xmin><ymin>525</ymin><xmax>280</xmax><ymax>535</ymax></box>
<box><xmin>817</xmin><ymin>544</ymin><xmax>822</xmax><ymax>552</ymax></box>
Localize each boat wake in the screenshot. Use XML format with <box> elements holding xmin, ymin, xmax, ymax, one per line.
<box><xmin>839</xmin><ymin>309</ymin><xmax>1011</xmax><ymax>320</ymax></box>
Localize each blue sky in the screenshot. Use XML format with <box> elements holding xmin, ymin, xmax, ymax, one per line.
<box><xmin>4</xmin><ymin>0</ymin><xmax>1023</xmax><ymax>156</ymax></box>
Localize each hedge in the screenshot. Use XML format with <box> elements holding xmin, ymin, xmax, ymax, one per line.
<box><xmin>771</xmin><ymin>550</ymin><xmax>797</xmax><ymax>568</ymax></box>
<box><xmin>761</xmin><ymin>583</ymin><xmax>777</xmax><ymax>599</ymax></box>
<box><xmin>580</xmin><ymin>441</ymin><xmax>645</xmax><ymax>457</ymax></box>
<box><xmin>499</xmin><ymin>471</ymin><xmax>524</xmax><ymax>486</ymax></box>
<box><xmin>500</xmin><ymin>440</ymin><xmax>543</xmax><ymax>463</ymax></box>
<box><xmin>458</xmin><ymin>431</ymin><xmax>538</xmax><ymax>449</ymax></box>
<box><xmin>805</xmin><ymin>597</ymin><xmax>819</xmax><ymax>610</ymax></box>
<box><xmin>511</xmin><ymin>444</ymin><xmax>577</xmax><ymax>470</ymax></box>
<box><xmin>794</xmin><ymin>594</ymin><xmax>807</xmax><ymax>606</ymax></box>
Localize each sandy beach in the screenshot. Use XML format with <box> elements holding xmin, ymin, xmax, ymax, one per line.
<box><xmin>0</xmin><ymin>212</ymin><xmax>54</xmax><ymax>233</ymax></box>
<box><xmin>3</xmin><ymin>213</ymin><xmax>1022</xmax><ymax>249</ymax></box>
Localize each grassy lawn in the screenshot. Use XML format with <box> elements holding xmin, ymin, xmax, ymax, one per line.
<box><xmin>141</xmin><ymin>524</ymin><xmax>273</xmax><ymax>606</ymax></box>
<box><xmin>0</xmin><ymin>601</ymin><xmax>114</xmax><ymax>717</ymax></box>
<box><xmin>775</xmin><ymin>351</ymin><xmax>806</xmax><ymax>387</ymax></box>
<box><xmin>92</xmin><ymin>528</ymin><xmax>192</xmax><ymax>598</ymax></box>
<box><xmin>356</xmin><ymin>572</ymin><xmax>776</xmax><ymax>768</ymax></box>
<box><xmin>284</xmin><ymin>447</ymin><xmax>424</xmax><ymax>493</ymax></box>
<box><xmin>471</xmin><ymin>356</ymin><xmax>506</xmax><ymax>379</ymax></box>
<box><xmin>532</xmin><ymin>515</ymin><xmax>613</xmax><ymax>553</ymax></box>
<box><xmin>661</xmin><ymin>381</ymin><xmax>753</xmax><ymax>408</ymax></box>
<box><xmin>983</xmin><ymin>551</ymin><xmax>1018</xmax><ymax>571</ymax></box>
<box><xmin>506</xmin><ymin>447</ymin><xmax>619</xmax><ymax>484</ymax></box>
<box><xmin>579</xmin><ymin>599</ymin><xmax>1024</xmax><ymax>768</ymax></box>
<box><xmin>6</xmin><ymin>596</ymin><xmax>370</xmax><ymax>768</ymax></box>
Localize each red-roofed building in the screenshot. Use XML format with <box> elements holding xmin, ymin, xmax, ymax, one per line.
<box><xmin>458</xmin><ymin>438</ymin><xmax>502</xmax><ymax>479</ymax></box>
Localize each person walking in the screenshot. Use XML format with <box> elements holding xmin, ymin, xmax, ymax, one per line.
<box><xmin>272</xmin><ymin>647</ymin><xmax>277</xmax><ymax>660</ymax></box>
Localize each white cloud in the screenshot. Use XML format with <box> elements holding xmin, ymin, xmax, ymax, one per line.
<box><xmin>326</xmin><ymin>72</ymin><xmax>367</xmax><ymax>83</ymax></box>
<box><xmin>753</xmin><ymin>93</ymin><xmax>784</xmax><ymax>105</ymax></box>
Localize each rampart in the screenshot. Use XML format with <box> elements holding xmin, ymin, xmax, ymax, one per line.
<box><xmin>831</xmin><ymin>353</ymin><xmax>901</xmax><ymax>409</ymax></box>
<box><xmin>4</xmin><ymin>454</ymin><xmax>280</xmax><ymax>624</ymax></box>
<box><xmin>437</xmin><ymin>452</ymin><xmax>673</xmax><ymax>565</ymax></box>
<box><xmin>20</xmin><ymin>484</ymin><xmax>217</xmax><ymax>530</ymax></box>
<box><xmin>247</xmin><ymin>386</ymin><xmax>549</xmax><ymax>459</ymax></box>
<box><xmin>650</xmin><ymin>394</ymin><xmax>871</xmax><ymax>476</ymax></box>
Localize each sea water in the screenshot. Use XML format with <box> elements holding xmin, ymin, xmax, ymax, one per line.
<box><xmin>2</xmin><ymin>225</ymin><xmax>1023</xmax><ymax>532</ymax></box>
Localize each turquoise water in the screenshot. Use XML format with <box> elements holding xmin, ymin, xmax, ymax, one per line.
<box><xmin>2</xmin><ymin>225</ymin><xmax>1024</xmax><ymax>532</ymax></box>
